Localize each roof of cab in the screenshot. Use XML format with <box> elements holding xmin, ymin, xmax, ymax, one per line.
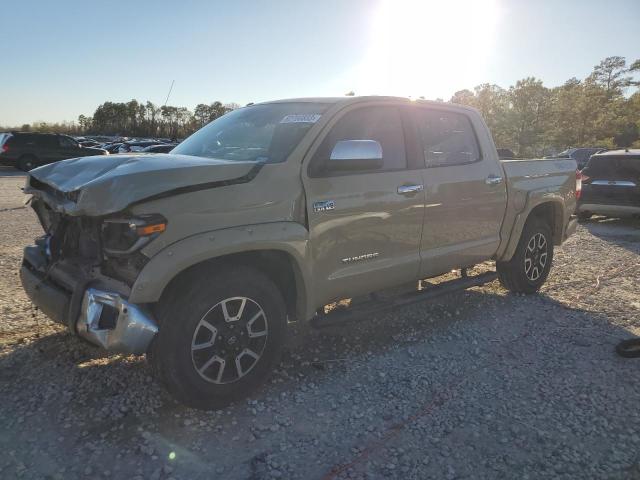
<box><xmin>258</xmin><ymin>96</ymin><xmax>480</xmax><ymax>114</ymax></box>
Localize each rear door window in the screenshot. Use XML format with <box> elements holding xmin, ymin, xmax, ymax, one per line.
<box><xmin>37</xmin><ymin>136</ymin><xmax>58</xmax><ymax>148</ymax></box>
<box><xmin>415</xmin><ymin>109</ymin><xmax>481</xmax><ymax>167</ymax></box>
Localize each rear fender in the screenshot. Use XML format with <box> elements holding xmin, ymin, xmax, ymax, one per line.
<box><xmin>497</xmin><ymin>190</ymin><xmax>569</xmax><ymax>262</ymax></box>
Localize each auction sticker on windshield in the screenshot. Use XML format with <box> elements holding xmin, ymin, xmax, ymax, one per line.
<box><xmin>280</xmin><ymin>114</ymin><xmax>322</xmax><ymax>124</ymax></box>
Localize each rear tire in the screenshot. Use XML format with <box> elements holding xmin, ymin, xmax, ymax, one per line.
<box><xmin>497</xmin><ymin>218</ymin><xmax>554</xmax><ymax>294</ymax></box>
<box><xmin>577</xmin><ymin>211</ymin><xmax>592</xmax><ymax>221</ymax></box>
<box><xmin>149</xmin><ymin>265</ymin><xmax>287</xmax><ymax>409</ymax></box>
<box><xmin>17</xmin><ymin>155</ymin><xmax>38</xmax><ymax>171</ymax></box>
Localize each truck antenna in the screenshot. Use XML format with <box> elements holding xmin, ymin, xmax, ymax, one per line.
<box><xmin>163</xmin><ymin>80</ymin><xmax>175</xmax><ymax>107</ymax></box>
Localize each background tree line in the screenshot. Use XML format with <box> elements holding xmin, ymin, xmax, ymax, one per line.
<box><xmin>449</xmin><ymin>56</ymin><xmax>640</xmax><ymax>156</ymax></box>
<box><xmin>2</xmin><ymin>56</ymin><xmax>638</xmax><ymax>155</ymax></box>
<box><xmin>4</xmin><ymin>100</ymin><xmax>240</xmax><ymax>140</ymax></box>
<box><xmin>80</xmin><ymin>100</ymin><xmax>240</xmax><ymax>139</ymax></box>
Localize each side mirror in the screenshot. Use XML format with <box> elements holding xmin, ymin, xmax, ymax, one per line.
<box><xmin>328</xmin><ymin>140</ymin><xmax>383</xmax><ymax>171</ymax></box>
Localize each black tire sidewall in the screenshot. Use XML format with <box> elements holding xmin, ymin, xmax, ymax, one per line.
<box><xmin>510</xmin><ymin>220</ymin><xmax>554</xmax><ymax>292</ymax></box>
<box><xmin>153</xmin><ymin>266</ymin><xmax>287</xmax><ymax>409</ymax></box>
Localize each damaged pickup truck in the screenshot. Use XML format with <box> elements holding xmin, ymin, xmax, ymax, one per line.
<box><xmin>21</xmin><ymin>97</ymin><xmax>578</xmax><ymax>409</ymax></box>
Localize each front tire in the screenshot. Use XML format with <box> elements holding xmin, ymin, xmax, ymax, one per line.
<box><xmin>497</xmin><ymin>218</ymin><xmax>554</xmax><ymax>294</ymax></box>
<box><xmin>149</xmin><ymin>265</ymin><xmax>287</xmax><ymax>409</ymax></box>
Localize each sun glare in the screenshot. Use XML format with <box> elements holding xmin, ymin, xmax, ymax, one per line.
<box><xmin>348</xmin><ymin>0</ymin><xmax>501</xmax><ymax>99</ymax></box>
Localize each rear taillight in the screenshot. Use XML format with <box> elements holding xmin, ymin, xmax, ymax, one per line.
<box><xmin>576</xmin><ymin>170</ymin><xmax>582</xmax><ymax>200</ymax></box>
<box><xmin>1</xmin><ymin>144</ymin><xmax>8</xmax><ymax>154</ymax></box>
<box><xmin>575</xmin><ymin>171</ymin><xmax>591</xmax><ymax>199</ymax></box>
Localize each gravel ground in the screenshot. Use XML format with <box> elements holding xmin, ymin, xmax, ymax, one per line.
<box><xmin>1</xmin><ymin>173</ymin><xmax>639</xmax><ymax>480</ymax></box>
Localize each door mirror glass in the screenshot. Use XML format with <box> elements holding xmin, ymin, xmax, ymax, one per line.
<box><xmin>328</xmin><ymin>139</ymin><xmax>383</xmax><ymax>171</ymax></box>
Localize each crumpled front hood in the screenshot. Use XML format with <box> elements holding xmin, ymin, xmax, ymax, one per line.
<box><xmin>26</xmin><ymin>154</ymin><xmax>260</xmax><ymax>216</ymax></box>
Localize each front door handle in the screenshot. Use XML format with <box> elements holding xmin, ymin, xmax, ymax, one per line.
<box><xmin>485</xmin><ymin>175</ymin><xmax>504</xmax><ymax>185</ymax></box>
<box><xmin>397</xmin><ymin>184</ymin><xmax>424</xmax><ymax>195</ymax></box>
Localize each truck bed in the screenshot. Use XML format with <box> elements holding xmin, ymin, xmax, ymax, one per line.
<box><xmin>496</xmin><ymin>157</ymin><xmax>578</xmax><ymax>260</ymax></box>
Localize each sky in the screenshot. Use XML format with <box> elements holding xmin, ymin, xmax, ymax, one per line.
<box><xmin>1</xmin><ymin>0</ymin><xmax>638</xmax><ymax>126</ymax></box>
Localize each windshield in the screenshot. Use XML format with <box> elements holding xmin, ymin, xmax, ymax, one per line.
<box><xmin>172</xmin><ymin>102</ymin><xmax>330</xmax><ymax>163</ymax></box>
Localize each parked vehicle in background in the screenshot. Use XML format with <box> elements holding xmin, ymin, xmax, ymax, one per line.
<box><xmin>0</xmin><ymin>132</ymin><xmax>108</xmax><ymax>171</ymax></box>
<box><xmin>496</xmin><ymin>148</ymin><xmax>516</xmax><ymax>159</ymax></box>
<box><xmin>142</xmin><ymin>144</ymin><xmax>177</xmax><ymax>153</ymax></box>
<box><xmin>20</xmin><ymin>97</ymin><xmax>578</xmax><ymax>408</ymax></box>
<box><xmin>118</xmin><ymin>140</ymin><xmax>169</xmax><ymax>153</ymax></box>
<box><xmin>102</xmin><ymin>143</ymin><xmax>127</xmax><ymax>154</ymax></box>
<box><xmin>557</xmin><ymin>147</ymin><xmax>607</xmax><ymax>170</ymax></box>
<box><xmin>0</xmin><ymin>133</ymin><xmax>11</xmax><ymax>157</ymax></box>
<box><xmin>79</xmin><ymin>140</ymin><xmax>101</xmax><ymax>148</ymax></box>
<box><xmin>577</xmin><ymin>149</ymin><xmax>640</xmax><ymax>220</ymax></box>
<box><xmin>0</xmin><ymin>132</ymin><xmax>11</xmax><ymax>147</ymax></box>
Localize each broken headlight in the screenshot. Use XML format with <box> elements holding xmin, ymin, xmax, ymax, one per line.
<box><xmin>101</xmin><ymin>215</ymin><xmax>167</xmax><ymax>256</ymax></box>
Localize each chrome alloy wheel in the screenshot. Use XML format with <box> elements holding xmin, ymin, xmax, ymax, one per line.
<box><xmin>524</xmin><ymin>232</ymin><xmax>548</xmax><ymax>282</ymax></box>
<box><xmin>191</xmin><ymin>296</ymin><xmax>268</xmax><ymax>384</ymax></box>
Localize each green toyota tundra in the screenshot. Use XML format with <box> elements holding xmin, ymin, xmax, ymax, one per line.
<box><xmin>20</xmin><ymin>96</ymin><xmax>578</xmax><ymax>408</ymax></box>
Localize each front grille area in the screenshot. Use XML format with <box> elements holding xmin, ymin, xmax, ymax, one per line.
<box><xmin>49</xmin><ymin>215</ymin><xmax>102</xmax><ymax>265</ymax></box>
<box><xmin>29</xmin><ymin>192</ymin><xmax>148</xmax><ymax>287</ymax></box>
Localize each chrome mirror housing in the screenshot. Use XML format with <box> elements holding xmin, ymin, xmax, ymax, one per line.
<box><xmin>328</xmin><ymin>140</ymin><xmax>383</xmax><ymax>171</ymax></box>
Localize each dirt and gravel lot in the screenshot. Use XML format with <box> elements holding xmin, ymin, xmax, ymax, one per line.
<box><xmin>1</xmin><ymin>168</ymin><xmax>639</xmax><ymax>480</ymax></box>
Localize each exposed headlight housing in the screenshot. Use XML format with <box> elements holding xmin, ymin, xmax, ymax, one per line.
<box><xmin>102</xmin><ymin>214</ymin><xmax>167</xmax><ymax>256</ymax></box>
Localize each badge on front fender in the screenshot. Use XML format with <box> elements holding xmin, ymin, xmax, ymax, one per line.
<box><xmin>313</xmin><ymin>200</ymin><xmax>335</xmax><ymax>213</ymax></box>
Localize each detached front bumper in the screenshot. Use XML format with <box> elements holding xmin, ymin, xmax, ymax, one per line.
<box><xmin>20</xmin><ymin>246</ymin><xmax>158</xmax><ymax>355</ymax></box>
<box><xmin>76</xmin><ymin>289</ymin><xmax>158</xmax><ymax>354</ymax></box>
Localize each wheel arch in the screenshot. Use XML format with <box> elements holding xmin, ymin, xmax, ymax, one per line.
<box><xmin>499</xmin><ymin>198</ymin><xmax>565</xmax><ymax>262</ymax></box>
<box><xmin>526</xmin><ymin>201</ymin><xmax>563</xmax><ymax>245</ymax></box>
<box><xmin>129</xmin><ymin>223</ymin><xmax>313</xmax><ymax>322</ymax></box>
<box><xmin>160</xmin><ymin>249</ymin><xmax>307</xmax><ymax>323</ymax></box>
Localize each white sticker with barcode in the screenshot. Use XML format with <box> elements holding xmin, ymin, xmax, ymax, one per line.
<box><xmin>280</xmin><ymin>114</ymin><xmax>322</xmax><ymax>124</ymax></box>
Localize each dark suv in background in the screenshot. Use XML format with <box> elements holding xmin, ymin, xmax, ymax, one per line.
<box><xmin>0</xmin><ymin>132</ymin><xmax>108</xmax><ymax>171</ymax></box>
<box><xmin>578</xmin><ymin>149</ymin><xmax>640</xmax><ymax>220</ymax></box>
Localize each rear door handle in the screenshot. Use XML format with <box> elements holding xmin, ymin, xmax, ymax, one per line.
<box><xmin>485</xmin><ymin>175</ymin><xmax>504</xmax><ymax>185</ymax></box>
<box><xmin>397</xmin><ymin>184</ymin><xmax>424</xmax><ymax>195</ymax></box>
